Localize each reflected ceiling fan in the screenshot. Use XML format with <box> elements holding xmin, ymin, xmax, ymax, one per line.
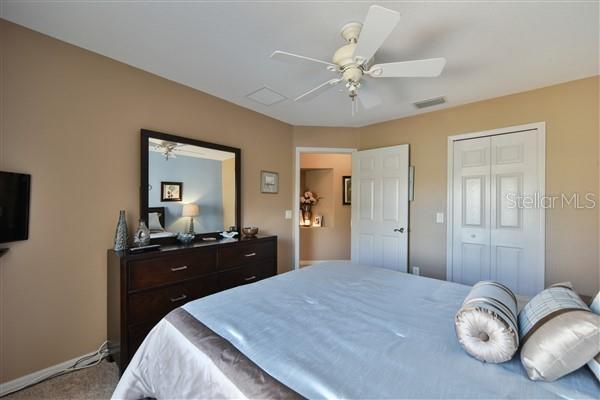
<box><xmin>270</xmin><ymin>5</ymin><xmax>446</xmax><ymax>114</ymax></box>
<box><xmin>152</xmin><ymin>140</ymin><xmax>183</xmax><ymax>161</ymax></box>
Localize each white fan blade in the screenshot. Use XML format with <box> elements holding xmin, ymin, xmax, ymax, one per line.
<box><xmin>294</xmin><ymin>78</ymin><xmax>343</xmax><ymax>102</ymax></box>
<box><xmin>368</xmin><ymin>58</ymin><xmax>446</xmax><ymax>78</ymax></box>
<box><xmin>271</xmin><ymin>50</ymin><xmax>338</xmax><ymax>69</ymax></box>
<box><xmin>358</xmin><ymin>87</ymin><xmax>381</xmax><ymax>109</ymax></box>
<box><xmin>353</xmin><ymin>5</ymin><xmax>400</xmax><ymax>65</ymax></box>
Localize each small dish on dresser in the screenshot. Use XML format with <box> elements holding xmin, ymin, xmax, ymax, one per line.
<box><xmin>242</xmin><ymin>227</ymin><xmax>259</xmax><ymax>238</ymax></box>
<box><xmin>220</xmin><ymin>231</ymin><xmax>239</xmax><ymax>239</ymax></box>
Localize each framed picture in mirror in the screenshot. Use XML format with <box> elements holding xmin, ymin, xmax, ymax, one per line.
<box><xmin>160</xmin><ymin>181</ymin><xmax>183</xmax><ymax>202</ymax></box>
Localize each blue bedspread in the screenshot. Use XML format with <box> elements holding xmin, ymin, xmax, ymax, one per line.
<box><xmin>184</xmin><ymin>262</ymin><xmax>599</xmax><ymax>399</ymax></box>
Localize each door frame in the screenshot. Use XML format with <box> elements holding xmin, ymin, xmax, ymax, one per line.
<box><xmin>294</xmin><ymin>147</ymin><xmax>357</xmax><ymax>270</ymax></box>
<box><xmin>446</xmin><ymin>122</ymin><xmax>546</xmax><ymax>287</ymax></box>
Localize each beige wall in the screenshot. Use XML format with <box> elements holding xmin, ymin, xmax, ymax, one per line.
<box><xmin>360</xmin><ymin>76</ymin><xmax>600</xmax><ymax>296</ymax></box>
<box><xmin>221</xmin><ymin>157</ymin><xmax>236</xmax><ymax>229</ymax></box>
<box><xmin>0</xmin><ymin>20</ymin><xmax>294</xmax><ymax>383</ymax></box>
<box><xmin>300</xmin><ymin>154</ymin><xmax>352</xmax><ymax>261</ymax></box>
<box><xmin>293</xmin><ymin>126</ymin><xmax>360</xmax><ymax>149</ymax></box>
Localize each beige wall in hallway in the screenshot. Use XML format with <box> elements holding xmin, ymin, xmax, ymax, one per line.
<box><xmin>360</xmin><ymin>76</ymin><xmax>600</xmax><ymax>296</ymax></box>
<box><xmin>300</xmin><ymin>154</ymin><xmax>352</xmax><ymax>261</ymax></box>
<box><xmin>0</xmin><ymin>20</ymin><xmax>294</xmax><ymax>383</ymax></box>
<box><xmin>292</xmin><ymin>127</ymin><xmax>358</xmax><ymax>265</ymax></box>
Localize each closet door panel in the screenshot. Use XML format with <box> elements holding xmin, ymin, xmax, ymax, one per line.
<box><xmin>452</xmin><ymin>137</ymin><xmax>491</xmax><ymax>284</ymax></box>
<box><xmin>490</xmin><ymin>130</ymin><xmax>541</xmax><ymax>297</ymax></box>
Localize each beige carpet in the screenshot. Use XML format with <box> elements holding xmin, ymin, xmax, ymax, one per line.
<box><xmin>3</xmin><ymin>360</ymin><xmax>119</xmax><ymax>400</ymax></box>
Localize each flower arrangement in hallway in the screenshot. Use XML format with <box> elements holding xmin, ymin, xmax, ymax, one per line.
<box><xmin>300</xmin><ymin>191</ymin><xmax>320</xmax><ymax>225</ymax></box>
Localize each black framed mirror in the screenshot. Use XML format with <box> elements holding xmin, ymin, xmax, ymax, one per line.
<box><xmin>140</xmin><ymin>129</ymin><xmax>241</xmax><ymax>243</ymax></box>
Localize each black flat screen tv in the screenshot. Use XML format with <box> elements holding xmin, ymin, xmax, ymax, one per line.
<box><xmin>0</xmin><ymin>171</ymin><xmax>31</xmax><ymax>243</ymax></box>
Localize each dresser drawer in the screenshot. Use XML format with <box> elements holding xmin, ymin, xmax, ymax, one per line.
<box><xmin>129</xmin><ymin>248</ymin><xmax>217</xmax><ymax>291</ymax></box>
<box><xmin>128</xmin><ymin>321</ymin><xmax>155</xmax><ymax>360</ymax></box>
<box><xmin>219</xmin><ymin>260</ymin><xmax>275</xmax><ymax>291</ymax></box>
<box><xmin>128</xmin><ymin>275</ymin><xmax>218</xmax><ymax>325</ymax></box>
<box><xmin>218</xmin><ymin>240</ymin><xmax>275</xmax><ymax>270</ymax></box>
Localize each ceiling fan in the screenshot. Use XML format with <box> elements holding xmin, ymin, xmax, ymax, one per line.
<box><xmin>270</xmin><ymin>5</ymin><xmax>446</xmax><ymax>114</ymax></box>
<box><xmin>152</xmin><ymin>141</ymin><xmax>183</xmax><ymax>161</ymax></box>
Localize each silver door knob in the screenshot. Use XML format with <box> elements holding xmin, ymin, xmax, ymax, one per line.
<box><xmin>394</xmin><ymin>228</ymin><xmax>405</xmax><ymax>233</ymax></box>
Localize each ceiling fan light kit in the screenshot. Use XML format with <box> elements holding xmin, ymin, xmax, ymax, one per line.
<box><xmin>270</xmin><ymin>5</ymin><xmax>447</xmax><ymax>114</ymax></box>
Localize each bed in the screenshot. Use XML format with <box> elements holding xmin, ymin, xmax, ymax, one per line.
<box><xmin>112</xmin><ymin>262</ymin><xmax>598</xmax><ymax>399</ymax></box>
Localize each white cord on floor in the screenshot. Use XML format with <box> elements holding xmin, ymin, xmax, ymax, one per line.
<box><xmin>4</xmin><ymin>341</ymin><xmax>110</xmax><ymax>396</ymax></box>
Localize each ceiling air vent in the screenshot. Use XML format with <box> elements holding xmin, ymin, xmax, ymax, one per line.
<box><xmin>414</xmin><ymin>96</ymin><xmax>446</xmax><ymax>109</ymax></box>
<box><xmin>245</xmin><ymin>87</ymin><xmax>287</xmax><ymax>106</ymax></box>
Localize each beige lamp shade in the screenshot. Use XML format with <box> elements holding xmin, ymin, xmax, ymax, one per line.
<box><xmin>182</xmin><ymin>203</ymin><xmax>200</xmax><ymax>217</ymax></box>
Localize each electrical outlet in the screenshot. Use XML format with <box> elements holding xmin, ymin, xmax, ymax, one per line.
<box><xmin>411</xmin><ymin>266</ymin><xmax>420</xmax><ymax>276</ymax></box>
<box><xmin>285</xmin><ymin>210</ymin><xmax>292</xmax><ymax>220</ymax></box>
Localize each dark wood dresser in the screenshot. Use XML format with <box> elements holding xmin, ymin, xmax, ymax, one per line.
<box><xmin>107</xmin><ymin>235</ymin><xmax>277</xmax><ymax>373</ymax></box>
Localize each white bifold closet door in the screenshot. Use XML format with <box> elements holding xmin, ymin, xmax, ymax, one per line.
<box><xmin>452</xmin><ymin>130</ymin><xmax>543</xmax><ymax>297</ymax></box>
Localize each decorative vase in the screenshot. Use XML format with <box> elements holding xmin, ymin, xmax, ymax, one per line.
<box><xmin>113</xmin><ymin>210</ymin><xmax>129</xmax><ymax>251</ymax></box>
<box><xmin>133</xmin><ymin>219</ymin><xmax>151</xmax><ymax>247</ymax></box>
<box><xmin>301</xmin><ymin>204</ymin><xmax>312</xmax><ymax>225</ymax></box>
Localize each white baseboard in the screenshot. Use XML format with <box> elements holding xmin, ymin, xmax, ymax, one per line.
<box><xmin>0</xmin><ymin>350</ymin><xmax>103</xmax><ymax>397</ymax></box>
<box><xmin>300</xmin><ymin>259</ymin><xmax>351</xmax><ymax>267</ymax></box>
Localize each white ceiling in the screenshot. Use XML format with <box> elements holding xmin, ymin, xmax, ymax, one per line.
<box><xmin>2</xmin><ymin>1</ymin><xmax>598</xmax><ymax>127</ymax></box>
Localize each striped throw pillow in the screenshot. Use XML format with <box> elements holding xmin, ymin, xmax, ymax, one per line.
<box><xmin>518</xmin><ymin>285</ymin><xmax>600</xmax><ymax>381</ymax></box>
<box><xmin>588</xmin><ymin>292</ymin><xmax>600</xmax><ymax>382</ymax></box>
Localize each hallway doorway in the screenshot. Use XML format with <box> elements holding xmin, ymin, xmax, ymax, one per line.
<box><xmin>294</xmin><ymin>147</ymin><xmax>355</xmax><ymax>269</ymax></box>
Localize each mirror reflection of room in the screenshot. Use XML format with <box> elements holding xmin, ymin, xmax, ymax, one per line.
<box><xmin>147</xmin><ymin>138</ymin><xmax>236</xmax><ymax>238</ymax></box>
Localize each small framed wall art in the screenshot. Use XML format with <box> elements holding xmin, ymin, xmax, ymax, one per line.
<box><xmin>261</xmin><ymin>170</ymin><xmax>279</xmax><ymax>194</ymax></box>
<box><xmin>313</xmin><ymin>215</ymin><xmax>323</xmax><ymax>227</ymax></box>
<box><xmin>342</xmin><ymin>176</ymin><xmax>351</xmax><ymax>205</ymax></box>
<box><xmin>161</xmin><ymin>181</ymin><xmax>183</xmax><ymax>202</ymax></box>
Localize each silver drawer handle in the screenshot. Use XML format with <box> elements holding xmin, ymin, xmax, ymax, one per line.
<box><xmin>244</xmin><ymin>275</ymin><xmax>257</xmax><ymax>281</ymax></box>
<box><xmin>170</xmin><ymin>265</ymin><xmax>188</xmax><ymax>272</ymax></box>
<box><xmin>170</xmin><ymin>294</ymin><xmax>188</xmax><ymax>303</ymax></box>
<box><xmin>244</xmin><ymin>252</ymin><xmax>257</xmax><ymax>257</ymax></box>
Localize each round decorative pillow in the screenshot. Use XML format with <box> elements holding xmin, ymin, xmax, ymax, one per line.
<box><xmin>455</xmin><ymin>281</ymin><xmax>519</xmax><ymax>363</ymax></box>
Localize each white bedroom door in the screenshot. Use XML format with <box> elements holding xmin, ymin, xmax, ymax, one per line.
<box><xmin>451</xmin><ymin>128</ymin><xmax>544</xmax><ymax>297</ymax></box>
<box><xmin>351</xmin><ymin>145</ymin><xmax>409</xmax><ymax>272</ymax></box>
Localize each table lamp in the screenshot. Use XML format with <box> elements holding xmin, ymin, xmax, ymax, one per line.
<box><xmin>182</xmin><ymin>203</ymin><xmax>200</xmax><ymax>235</ymax></box>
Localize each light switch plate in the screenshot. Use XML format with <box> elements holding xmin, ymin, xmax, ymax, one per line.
<box><xmin>436</xmin><ymin>212</ymin><xmax>444</xmax><ymax>224</ymax></box>
<box><xmin>412</xmin><ymin>266</ymin><xmax>420</xmax><ymax>276</ymax></box>
<box><xmin>285</xmin><ymin>210</ymin><xmax>292</xmax><ymax>220</ymax></box>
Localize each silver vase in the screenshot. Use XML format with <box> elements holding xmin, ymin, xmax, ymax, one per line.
<box><xmin>113</xmin><ymin>210</ymin><xmax>129</xmax><ymax>251</ymax></box>
<box><xmin>133</xmin><ymin>219</ymin><xmax>151</xmax><ymax>247</ymax></box>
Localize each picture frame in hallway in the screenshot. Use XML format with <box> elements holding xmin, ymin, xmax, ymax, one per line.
<box><xmin>342</xmin><ymin>176</ymin><xmax>351</xmax><ymax>205</ymax></box>
<box><xmin>261</xmin><ymin>170</ymin><xmax>279</xmax><ymax>194</ymax></box>
<box><xmin>313</xmin><ymin>215</ymin><xmax>322</xmax><ymax>227</ymax></box>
